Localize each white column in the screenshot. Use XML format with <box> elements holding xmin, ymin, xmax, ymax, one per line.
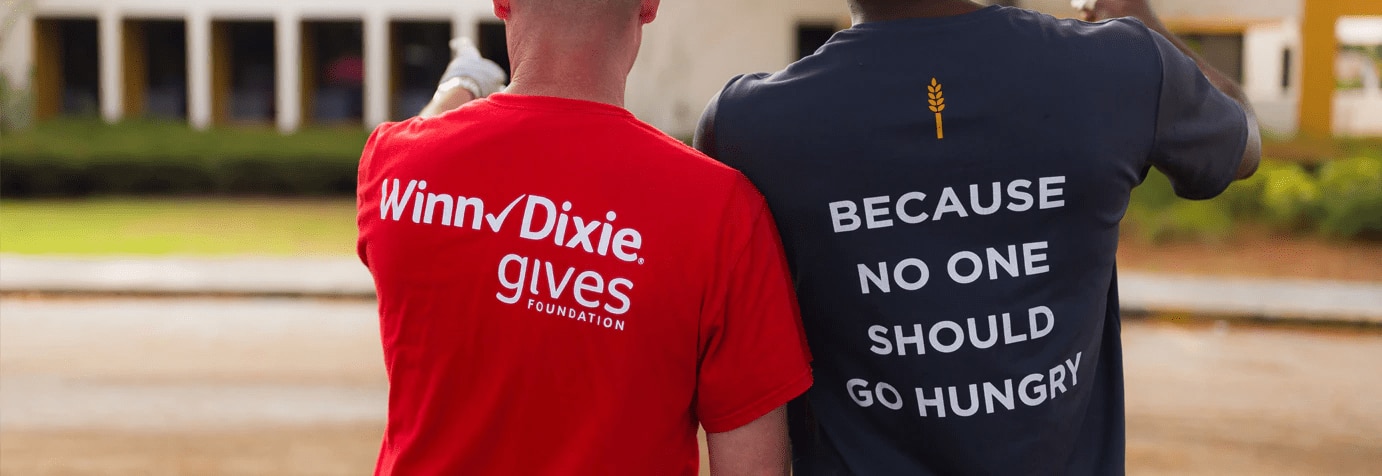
<box><xmin>275</xmin><ymin>10</ymin><xmax>302</xmax><ymax>133</ymax></box>
<box><xmin>98</xmin><ymin>6</ymin><xmax>124</xmax><ymax>123</ymax></box>
<box><xmin>0</xmin><ymin>13</ymin><xmax>35</xmax><ymax>92</ymax></box>
<box><xmin>187</xmin><ymin>10</ymin><xmax>213</xmax><ymax>130</ymax></box>
<box><xmin>452</xmin><ymin>11</ymin><xmax>477</xmax><ymax>43</ymax></box>
<box><xmin>1244</xmin><ymin>23</ymin><xmax>1287</xmax><ymax>101</ymax></box>
<box><xmin>0</xmin><ymin>13</ymin><xmax>31</xmax><ymax>136</ymax></box>
<box><xmin>363</xmin><ymin>9</ymin><xmax>390</xmax><ymax>126</ymax></box>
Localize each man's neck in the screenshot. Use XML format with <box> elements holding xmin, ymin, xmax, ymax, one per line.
<box><xmin>504</xmin><ymin>30</ymin><xmax>633</xmax><ymax>108</ymax></box>
<box><xmin>850</xmin><ymin>0</ymin><xmax>987</xmax><ymax>24</ymax></box>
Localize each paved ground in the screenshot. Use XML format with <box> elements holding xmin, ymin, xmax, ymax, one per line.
<box><xmin>0</xmin><ymin>298</ymin><xmax>389</xmax><ymax>476</ymax></box>
<box><xmin>1117</xmin><ymin>273</ymin><xmax>1382</xmax><ymax>324</ymax></box>
<box><xmin>0</xmin><ymin>256</ymin><xmax>372</xmax><ymax>297</ymax></box>
<box><xmin>1</xmin><ymin>297</ymin><xmax>1379</xmax><ymax>475</ymax></box>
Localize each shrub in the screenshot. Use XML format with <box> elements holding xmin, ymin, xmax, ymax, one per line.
<box><xmin>0</xmin><ymin>119</ymin><xmax>370</xmax><ymax>197</ymax></box>
<box><xmin>1256</xmin><ymin>162</ymin><xmax>1321</xmax><ymax>231</ymax></box>
<box><xmin>0</xmin><ymin>73</ymin><xmax>34</xmax><ymax>131</ymax></box>
<box><xmin>1314</xmin><ymin>156</ymin><xmax>1382</xmax><ymax>238</ymax></box>
<box><xmin>1126</xmin><ymin>157</ymin><xmax>1381</xmax><ymax>242</ymax></box>
<box><xmin>1129</xmin><ymin>199</ymin><xmax>1233</xmax><ymax>244</ymax></box>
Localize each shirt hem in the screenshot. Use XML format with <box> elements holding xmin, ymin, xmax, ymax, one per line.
<box><xmin>700</xmin><ymin>368</ymin><xmax>813</xmax><ymax>434</ymax></box>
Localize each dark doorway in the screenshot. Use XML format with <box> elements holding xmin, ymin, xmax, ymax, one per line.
<box><xmin>33</xmin><ymin>18</ymin><xmax>100</xmax><ymax>118</ymax></box>
<box><xmin>218</xmin><ymin>21</ymin><xmax>277</xmax><ymax>123</ymax></box>
<box><xmin>391</xmin><ymin>21</ymin><xmax>451</xmax><ymax>120</ymax></box>
<box><xmin>127</xmin><ymin>19</ymin><xmax>188</xmax><ymax>119</ymax></box>
<box><xmin>305</xmin><ymin>21</ymin><xmax>364</xmax><ymax>124</ymax></box>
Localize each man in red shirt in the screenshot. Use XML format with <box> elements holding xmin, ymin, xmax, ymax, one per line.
<box><xmin>355</xmin><ymin>0</ymin><xmax>813</xmax><ymax>474</ymax></box>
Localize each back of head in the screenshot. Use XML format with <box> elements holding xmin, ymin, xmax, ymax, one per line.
<box><xmin>846</xmin><ymin>0</ymin><xmax>986</xmax><ymax>23</ymax></box>
<box><xmin>501</xmin><ymin>0</ymin><xmax>650</xmax><ymax>28</ymax></box>
<box><xmin>496</xmin><ymin>0</ymin><xmax>660</xmax><ymax>105</ymax></box>
<box><xmin>519</xmin><ymin>0</ymin><xmax>642</xmax><ymax>17</ymax></box>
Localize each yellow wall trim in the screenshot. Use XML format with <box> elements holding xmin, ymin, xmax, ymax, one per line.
<box><xmin>1300</xmin><ymin>0</ymin><xmax>1382</xmax><ymax>137</ymax></box>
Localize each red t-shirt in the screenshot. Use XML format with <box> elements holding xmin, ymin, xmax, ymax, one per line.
<box><xmin>357</xmin><ymin>93</ymin><xmax>813</xmax><ymax>475</ymax></box>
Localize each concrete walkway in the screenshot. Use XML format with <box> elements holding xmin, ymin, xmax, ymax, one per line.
<box><xmin>0</xmin><ymin>255</ymin><xmax>373</xmax><ymax>297</ymax></box>
<box><xmin>2</xmin><ymin>254</ymin><xmax>1379</xmax><ymax>324</ymax></box>
<box><xmin>1117</xmin><ymin>273</ymin><xmax>1381</xmax><ymax>324</ymax></box>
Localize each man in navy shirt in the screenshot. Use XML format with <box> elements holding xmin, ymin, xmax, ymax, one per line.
<box><xmin>694</xmin><ymin>0</ymin><xmax>1261</xmax><ymax>473</ymax></box>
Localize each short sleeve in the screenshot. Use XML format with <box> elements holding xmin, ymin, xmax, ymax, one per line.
<box><xmin>696</xmin><ymin>178</ymin><xmax>813</xmax><ymax>433</ymax></box>
<box><xmin>356</xmin><ymin>123</ymin><xmax>392</xmax><ymax>267</ymax></box>
<box><xmin>695</xmin><ymin>74</ymin><xmax>763</xmax><ymax>161</ymax></box>
<box><xmin>1147</xmin><ymin>28</ymin><xmax>1249</xmax><ymax>200</ymax></box>
<box><xmin>693</xmin><ymin>90</ymin><xmax>724</xmax><ymax>159</ymax></box>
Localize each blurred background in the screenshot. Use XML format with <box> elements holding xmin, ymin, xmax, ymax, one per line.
<box><xmin>0</xmin><ymin>0</ymin><xmax>1379</xmax><ymax>474</ymax></box>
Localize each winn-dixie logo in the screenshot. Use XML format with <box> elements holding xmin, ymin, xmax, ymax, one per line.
<box><xmin>380</xmin><ymin>179</ymin><xmax>639</xmax><ymax>328</ymax></box>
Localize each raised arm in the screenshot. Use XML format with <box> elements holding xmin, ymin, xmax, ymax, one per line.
<box><xmin>418</xmin><ymin>38</ymin><xmax>508</xmax><ymax>118</ymax></box>
<box><xmin>419</xmin><ymin>84</ymin><xmax>477</xmax><ymax>118</ymax></box>
<box><xmin>1082</xmin><ymin>0</ymin><xmax>1261</xmax><ymax>180</ymax></box>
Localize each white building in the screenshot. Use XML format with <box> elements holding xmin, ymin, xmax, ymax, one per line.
<box><xmin>2</xmin><ymin>0</ymin><xmax>1378</xmax><ymax>137</ymax></box>
<box><xmin>0</xmin><ymin>0</ymin><xmax>850</xmax><ymax>136</ymax></box>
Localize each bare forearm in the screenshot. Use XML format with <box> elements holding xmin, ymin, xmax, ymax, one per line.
<box><xmin>419</xmin><ymin>88</ymin><xmax>477</xmax><ymax>118</ymax></box>
<box><xmin>419</xmin><ymin>37</ymin><xmax>506</xmax><ymax>118</ymax></box>
<box><xmin>705</xmin><ymin>406</ymin><xmax>791</xmax><ymax>476</ymax></box>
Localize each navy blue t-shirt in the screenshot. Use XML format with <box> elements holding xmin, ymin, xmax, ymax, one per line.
<box><xmin>695</xmin><ymin>6</ymin><xmax>1247</xmax><ymax>475</ymax></box>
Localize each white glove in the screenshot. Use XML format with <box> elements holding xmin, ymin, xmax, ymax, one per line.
<box><xmin>438</xmin><ymin>38</ymin><xmax>508</xmax><ymax>99</ymax></box>
<box><xmin>1071</xmin><ymin>0</ymin><xmax>1098</xmax><ymax>12</ymax></box>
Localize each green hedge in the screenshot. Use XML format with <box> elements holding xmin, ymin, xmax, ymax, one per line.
<box><xmin>1</xmin><ymin>120</ymin><xmax>370</xmax><ymax>197</ymax></box>
<box><xmin>4</xmin><ymin>121</ymin><xmax>1381</xmax><ymax>241</ymax></box>
<box><xmin>1126</xmin><ymin>156</ymin><xmax>1382</xmax><ymax>241</ymax></box>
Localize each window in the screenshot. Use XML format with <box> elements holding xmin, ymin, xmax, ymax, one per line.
<box><xmin>1281</xmin><ymin>48</ymin><xmax>1292</xmax><ymax>90</ymax></box>
<box><xmin>1182</xmin><ymin>34</ymin><xmax>1245</xmax><ymax>84</ymax></box>
<box><xmin>391</xmin><ymin>21</ymin><xmax>452</xmax><ymax>120</ymax></box>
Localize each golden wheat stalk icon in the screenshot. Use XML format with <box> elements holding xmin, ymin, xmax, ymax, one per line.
<box><xmin>928</xmin><ymin>78</ymin><xmax>945</xmax><ymax>139</ymax></box>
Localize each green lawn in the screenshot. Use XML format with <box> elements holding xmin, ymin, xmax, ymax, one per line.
<box><xmin>0</xmin><ymin>199</ymin><xmax>358</xmax><ymax>256</ymax></box>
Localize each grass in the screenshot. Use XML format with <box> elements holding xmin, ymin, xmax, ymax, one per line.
<box><xmin>0</xmin><ymin>199</ymin><xmax>357</xmax><ymax>256</ymax></box>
